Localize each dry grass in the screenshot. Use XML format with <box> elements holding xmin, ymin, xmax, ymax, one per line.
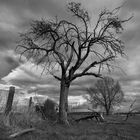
<box><xmin>0</xmin><ymin>107</ymin><xmax>139</xmax><ymax>140</ymax></box>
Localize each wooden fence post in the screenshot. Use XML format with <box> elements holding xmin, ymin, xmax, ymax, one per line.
<box><xmin>4</xmin><ymin>86</ymin><xmax>15</xmax><ymax>116</ymax></box>
<box><xmin>28</xmin><ymin>97</ymin><xmax>32</xmax><ymax>111</ymax></box>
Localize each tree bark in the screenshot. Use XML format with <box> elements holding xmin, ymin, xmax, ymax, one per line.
<box><xmin>58</xmin><ymin>79</ymin><xmax>70</xmax><ymax>125</ymax></box>
<box><xmin>105</xmin><ymin>107</ymin><xmax>110</xmax><ymax>115</ymax></box>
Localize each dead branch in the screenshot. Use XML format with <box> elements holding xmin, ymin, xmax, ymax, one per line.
<box><xmin>123</xmin><ymin>99</ymin><xmax>137</xmax><ymax>121</ymax></box>
<box><xmin>9</xmin><ymin>128</ymin><xmax>36</xmax><ymax>139</ymax></box>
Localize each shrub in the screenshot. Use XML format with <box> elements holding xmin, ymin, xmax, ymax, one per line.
<box><xmin>35</xmin><ymin>98</ymin><xmax>58</xmax><ymax>121</ymax></box>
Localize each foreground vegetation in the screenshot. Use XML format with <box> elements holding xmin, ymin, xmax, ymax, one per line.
<box><xmin>0</xmin><ymin>110</ymin><xmax>139</xmax><ymax>140</ymax></box>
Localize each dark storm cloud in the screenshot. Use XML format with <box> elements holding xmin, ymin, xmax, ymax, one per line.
<box><xmin>121</xmin><ymin>25</ymin><xmax>139</xmax><ymax>44</ymax></box>
<box><xmin>32</xmin><ymin>87</ymin><xmax>59</xmax><ymax>96</ymax></box>
<box><xmin>125</xmin><ymin>0</ymin><xmax>140</xmax><ymax>11</ymax></box>
<box><xmin>120</xmin><ymin>77</ymin><xmax>140</xmax><ymax>93</ymax></box>
<box><xmin>0</xmin><ymin>0</ymin><xmax>65</xmax><ymax>14</ymax></box>
<box><xmin>121</xmin><ymin>19</ymin><xmax>140</xmax><ymax>53</ymax></box>
<box><xmin>72</xmin><ymin>77</ymin><xmax>97</xmax><ymax>86</ymax></box>
<box><xmin>114</xmin><ymin>0</ymin><xmax>140</xmax><ymax>97</ymax></box>
<box><xmin>4</xmin><ymin>56</ymin><xmax>18</xmax><ymax>65</ymax></box>
<box><xmin>0</xmin><ymin>51</ymin><xmax>20</xmax><ymax>79</ymax></box>
<box><xmin>0</xmin><ymin>30</ymin><xmax>17</xmax><ymax>50</ymax></box>
<box><xmin>0</xmin><ymin>0</ymin><xmax>67</xmax><ymax>22</ymax></box>
<box><xmin>120</xmin><ymin>0</ymin><xmax>140</xmax><ymax>51</ymax></box>
<box><xmin>0</xmin><ymin>0</ymin><xmax>68</xmax><ymax>52</ymax></box>
<box><xmin>9</xmin><ymin>79</ymin><xmax>43</xmax><ymax>87</ymax></box>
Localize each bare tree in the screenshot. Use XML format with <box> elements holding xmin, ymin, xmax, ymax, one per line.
<box><xmin>87</xmin><ymin>77</ymin><xmax>124</xmax><ymax>115</ymax></box>
<box><xmin>124</xmin><ymin>99</ymin><xmax>137</xmax><ymax>121</ymax></box>
<box><xmin>17</xmin><ymin>2</ymin><xmax>131</xmax><ymax>125</ymax></box>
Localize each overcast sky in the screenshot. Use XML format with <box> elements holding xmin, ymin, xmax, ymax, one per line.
<box><xmin>0</xmin><ymin>0</ymin><xmax>140</xmax><ymax>108</ymax></box>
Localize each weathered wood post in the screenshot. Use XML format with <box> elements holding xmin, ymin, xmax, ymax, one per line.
<box><xmin>28</xmin><ymin>97</ymin><xmax>32</xmax><ymax>111</ymax></box>
<box><xmin>4</xmin><ymin>86</ymin><xmax>15</xmax><ymax>116</ymax></box>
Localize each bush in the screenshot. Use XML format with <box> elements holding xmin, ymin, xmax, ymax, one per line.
<box><xmin>35</xmin><ymin>98</ymin><xmax>58</xmax><ymax>121</ymax></box>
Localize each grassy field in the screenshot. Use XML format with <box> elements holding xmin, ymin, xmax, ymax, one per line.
<box><xmin>0</xmin><ymin>111</ymin><xmax>140</xmax><ymax>140</ymax></box>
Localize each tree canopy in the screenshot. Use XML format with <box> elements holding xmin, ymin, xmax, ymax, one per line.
<box><xmin>17</xmin><ymin>2</ymin><xmax>130</xmax><ymax>82</ymax></box>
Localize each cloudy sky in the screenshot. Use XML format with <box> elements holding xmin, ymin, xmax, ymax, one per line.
<box><xmin>0</xmin><ymin>0</ymin><xmax>140</xmax><ymax>109</ymax></box>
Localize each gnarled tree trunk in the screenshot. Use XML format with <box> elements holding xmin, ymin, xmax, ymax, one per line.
<box><xmin>58</xmin><ymin>79</ymin><xmax>70</xmax><ymax>125</ymax></box>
